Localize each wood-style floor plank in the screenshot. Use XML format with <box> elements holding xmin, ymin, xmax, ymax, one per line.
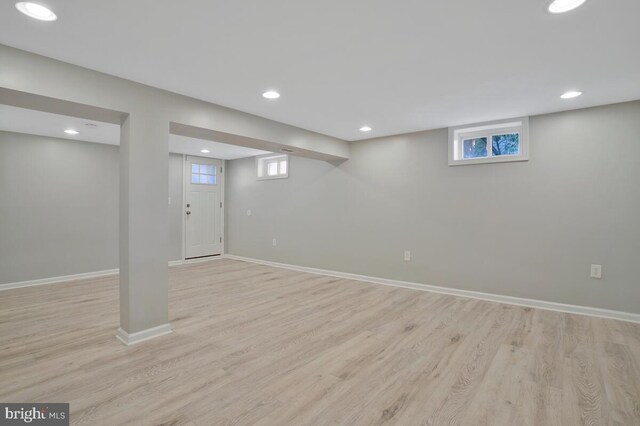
<box><xmin>1</xmin><ymin>259</ymin><xmax>639</xmax><ymax>425</ymax></box>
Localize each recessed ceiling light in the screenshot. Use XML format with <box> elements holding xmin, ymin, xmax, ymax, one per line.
<box><xmin>15</xmin><ymin>2</ymin><xmax>57</xmax><ymax>21</ymax></box>
<box><xmin>359</xmin><ymin>126</ymin><xmax>372</xmax><ymax>132</ymax></box>
<box><xmin>262</xmin><ymin>91</ymin><xmax>280</xmax><ymax>99</ymax></box>
<box><xmin>560</xmin><ymin>91</ymin><xmax>582</xmax><ymax>99</ymax></box>
<box><xmin>64</xmin><ymin>129</ymin><xmax>79</xmax><ymax>135</ymax></box>
<box><xmin>548</xmin><ymin>0</ymin><xmax>587</xmax><ymax>14</ymax></box>
<box><xmin>200</xmin><ymin>149</ymin><xmax>210</xmax><ymax>153</ymax></box>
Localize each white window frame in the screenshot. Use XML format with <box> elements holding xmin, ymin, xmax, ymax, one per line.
<box><xmin>256</xmin><ymin>154</ymin><xmax>289</xmax><ymax>180</ymax></box>
<box><xmin>448</xmin><ymin>117</ymin><xmax>529</xmax><ymax>166</ymax></box>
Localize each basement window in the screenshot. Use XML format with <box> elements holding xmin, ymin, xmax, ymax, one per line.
<box><xmin>448</xmin><ymin>117</ymin><xmax>529</xmax><ymax>166</ymax></box>
<box><xmin>257</xmin><ymin>154</ymin><xmax>288</xmax><ymax>180</ymax></box>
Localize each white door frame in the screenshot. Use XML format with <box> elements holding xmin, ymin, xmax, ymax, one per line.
<box><xmin>181</xmin><ymin>154</ymin><xmax>225</xmax><ymax>261</ymax></box>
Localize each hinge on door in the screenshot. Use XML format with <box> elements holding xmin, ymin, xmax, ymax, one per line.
<box><xmin>220</xmin><ymin>167</ymin><xmax>223</xmax><ymax>173</ymax></box>
<box><xmin>220</xmin><ymin>237</ymin><xmax>222</xmax><ymax>243</ymax></box>
<box><xmin>220</xmin><ymin>202</ymin><xmax>222</xmax><ymax>208</ymax></box>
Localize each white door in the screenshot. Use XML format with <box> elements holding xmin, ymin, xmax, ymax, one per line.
<box><xmin>185</xmin><ymin>156</ymin><xmax>222</xmax><ymax>259</ymax></box>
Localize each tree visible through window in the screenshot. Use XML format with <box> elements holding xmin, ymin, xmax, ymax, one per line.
<box><xmin>492</xmin><ymin>133</ymin><xmax>519</xmax><ymax>156</ymax></box>
<box><xmin>463</xmin><ymin>137</ymin><xmax>488</xmax><ymax>159</ymax></box>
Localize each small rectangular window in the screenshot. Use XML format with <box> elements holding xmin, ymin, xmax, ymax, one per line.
<box><xmin>257</xmin><ymin>154</ymin><xmax>289</xmax><ymax>180</ymax></box>
<box><xmin>463</xmin><ymin>137</ymin><xmax>488</xmax><ymax>159</ymax></box>
<box><xmin>449</xmin><ymin>117</ymin><xmax>529</xmax><ymax>166</ymax></box>
<box><xmin>191</xmin><ymin>163</ymin><xmax>217</xmax><ymax>185</ymax></box>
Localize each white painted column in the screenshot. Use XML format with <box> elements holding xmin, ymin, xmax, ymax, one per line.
<box><xmin>117</xmin><ymin>112</ymin><xmax>171</xmax><ymax>345</ymax></box>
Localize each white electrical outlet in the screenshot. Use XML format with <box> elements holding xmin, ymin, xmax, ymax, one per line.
<box><xmin>590</xmin><ymin>264</ymin><xmax>602</xmax><ymax>279</ymax></box>
<box><xmin>404</xmin><ymin>250</ymin><xmax>411</xmax><ymax>261</ymax></box>
<box><xmin>272</xmin><ymin>238</ymin><xmax>277</xmax><ymax>247</ymax></box>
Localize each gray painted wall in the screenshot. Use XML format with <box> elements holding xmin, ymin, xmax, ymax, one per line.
<box><xmin>0</xmin><ymin>131</ymin><xmax>119</xmax><ymax>284</ymax></box>
<box><xmin>0</xmin><ymin>131</ymin><xmax>185</xmax><ymax>285</ymax></box>
<box><xmin>225</xmin><ymin>101</ymin><xmax>640</xmax><ymax>314</ymax></box>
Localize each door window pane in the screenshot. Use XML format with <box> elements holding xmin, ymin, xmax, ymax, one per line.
<box><xmin>200</xmin><ymin>164</ymin><xmax>215</xmax><ymax>175</ymax></box>
<box><xmin>191</xmin><ymin>163</ymin><xmax>217</xmax><ymax>185</ymax></box>
<box><xmin>279</xmin><ymin>160</ymin><xmax>287</xmax><ymax>175</ymax></box>
<box><xmin>463</xmin><ymin>137</ymin><xmax>488</xmax><ymax>158</ymax></box>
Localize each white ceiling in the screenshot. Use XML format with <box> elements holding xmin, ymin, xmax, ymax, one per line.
<box><xmin>168</xmin><ymin>134</ymin><xmax>269</xmax><ymax>160</ymax></box>
<box><xmin>0</xmin><ymin>104</ymin><xmax>119</xmax><ymax>145</ymax></box>
<box><xmin>0</xmin><ymin>105</ymin><xmax>270</xmax><ymax>159</ymax></box>
<box><xmin>1</xmin><ymin>1</ymin><xmax>639</xmax><ymax>141</ymax></box>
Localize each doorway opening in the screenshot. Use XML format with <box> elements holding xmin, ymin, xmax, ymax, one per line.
<box><xmin>184</xmin><ymin>155</ymin><xmax>223</xmax><ymax>259</ymax></box>
<box><xmin>168</xmin><ymin>133</ymin><xmax>269</xmax><ymax>262</ymax></box>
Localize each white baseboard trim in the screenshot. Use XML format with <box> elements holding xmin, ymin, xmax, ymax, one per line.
<box><xmin>224</xmin><ymin>254</ymin><xmax>640</xmax><ymax>324</ymax></box>
<box><xmin>0</xmin><ymin>269</ymin><xmax>119</xmax><ymax>291</ymax></box>
<box><xmin>185</xmin><ymin>255</ymin><xmax>224</xmax><ymax>265</ymax></box>
<box><xmin>168</xmin><ymin>255</ymin><xmax>223</xmax><ymax>267</ymax></box>
<box><xmin>116</xmin><ymin>323</ymin><xmax>172</xmax><ymax>346</ymax></box>
<box><xmin>1</xmin><ymin>259</ymin><xmax>217</xmax><ymax>291</ymax></box>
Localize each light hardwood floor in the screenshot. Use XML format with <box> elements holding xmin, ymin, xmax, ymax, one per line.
<box><xmin>1</xmin><ymin>259</ymin><xmax>639</xmax><ymax>425</ymax></box>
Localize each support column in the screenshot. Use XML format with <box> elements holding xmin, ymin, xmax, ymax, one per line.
<box><xmin>116</xmin><ymin>112</ymin><xmax>171</xmax><ymax>345</ymax></box>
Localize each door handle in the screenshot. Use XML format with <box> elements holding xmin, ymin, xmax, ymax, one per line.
<box><xmin>186</xmin><ymin>211</ymin><xmax>191</xmax><ymax>215</ymax></box>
